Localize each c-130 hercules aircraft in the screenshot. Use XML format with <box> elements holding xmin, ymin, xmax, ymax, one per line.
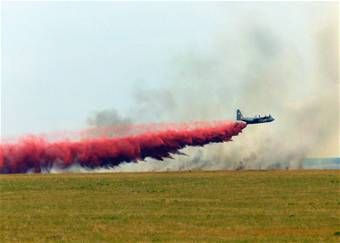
<box><xmin>236</xmin><ymin>109</ymin><xmax>274</xmax><ymax>124</ymax></box>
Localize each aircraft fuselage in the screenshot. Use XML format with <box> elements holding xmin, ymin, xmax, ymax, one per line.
<box><xmin>236</xmin><ymin>109</ymin><xmax>274</xmax><ymax>124</ymax></box>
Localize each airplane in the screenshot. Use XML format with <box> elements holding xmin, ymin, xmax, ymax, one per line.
<box><xmin>236</xmin><ymin>109</ymin><xmax>274</xmax><ymax>124</ymax></box>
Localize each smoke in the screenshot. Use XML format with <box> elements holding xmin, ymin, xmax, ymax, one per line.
<box><xmin>110</xmin><ymin>3</ymin><xmax>339</xmax><ymax>171</ymax></box>
<box><xmin>131</xmin><ymin>87</ymin><xmax>176</xmax><ymax>123</ymax></box>
<box><xmin>3</xmin><ymin>3</ymin><xmax>337</xmax><ymax>173</ymax></box>
<box><xmin>84</xmin><ymin>109</ymin><xmax>133</xmax><ymax>138</ymax></box>
<box><xmin>0</xmin><ymin>121</ymin><xmax>246</xmax><ymax>174</ymax></box>
<box><xmin>87</xmin><ymin>109</ymin><xmax>131</xmax><ymax>127</ymax></box>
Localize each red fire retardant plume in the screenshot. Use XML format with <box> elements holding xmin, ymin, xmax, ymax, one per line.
<box><xmin>0</xmin><ymin>121</ymin><xmax>246</xmax><ymax>173</ymax></box>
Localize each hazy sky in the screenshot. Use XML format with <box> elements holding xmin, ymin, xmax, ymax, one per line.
<box><xmin>1</xmin><ymin>1</ymin><xmax>337</xmax><ymax>144</ymax></box>
<box><xmin>2</xmin><ymin>2</ymin><xmax>232</xmax><ymax>137</ymax></box>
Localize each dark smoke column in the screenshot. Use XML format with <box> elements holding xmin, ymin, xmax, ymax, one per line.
<box><xmin>0</xmin><ymin>121</ymin><xmax>247</xmax><ymax>174</ymax></box>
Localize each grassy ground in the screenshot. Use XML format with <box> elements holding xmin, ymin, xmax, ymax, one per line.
<box><xmin>0</xmin><ymin>170</ymin><xmax>339</xmax><ymax>242</ymax></box>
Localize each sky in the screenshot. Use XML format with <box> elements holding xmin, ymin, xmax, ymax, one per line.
<box><xmin>1</xmin><ymin>2</ymin><xmax>339</xmax><ymax>159</ymax></box>
<box><xmin>1</xmin><ymin>2</ymin><xmax>230</xmax><ymax>137</ymax></box>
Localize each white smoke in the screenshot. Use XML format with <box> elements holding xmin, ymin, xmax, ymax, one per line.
<box><xmin>117</xmin><ymin>3</ymin><xmax>338</xmax><ymax>171</ymax></box>
<box><xmin>80</xmin><ymin>3</ymin><xmax>339</xmax><ymax>172</ymax></box>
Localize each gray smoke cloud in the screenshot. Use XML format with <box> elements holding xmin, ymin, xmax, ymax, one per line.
<box><xmin>87</xmin><ymin>108</ymin><xmax>131</xmax><ymax>127</ymax></box>
<box><xmin>86</xmin><ymin>3</ymin><xmax>339</xmax><ymax>172</ymax></box>
<box><xmin>85</xmin><ymin>109</ymin><xmax>132</xmax><ymax>138</ymax></box>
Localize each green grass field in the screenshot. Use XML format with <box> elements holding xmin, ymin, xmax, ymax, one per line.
<box><xmin>0</xmin><ymin>170</ymin><xmax>339</xmax><ymax>242</ymax></box>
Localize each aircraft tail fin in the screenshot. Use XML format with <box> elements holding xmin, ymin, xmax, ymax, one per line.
<box><xmin>236</xmin><ymin>109</ymin><xmax>243</xmax><ymax>120</ymax></box>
